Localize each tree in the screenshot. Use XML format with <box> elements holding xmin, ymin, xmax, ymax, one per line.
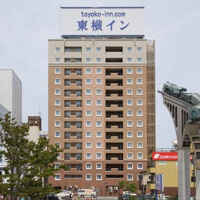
<box><xmin>118</xmin><ymin>180</ymin><xmax>137</xmax><ymax>193</ymax></box>
<box><xmin>0</xmin><ymin>113</ymin><xmax>61</xmax><ymax>200</ymax></box>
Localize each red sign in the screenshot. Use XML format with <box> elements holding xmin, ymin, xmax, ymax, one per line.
<box><xmin>152</xmin><ymin>152</ymin><xmax>178</xmax><ymax>161</ymax></box>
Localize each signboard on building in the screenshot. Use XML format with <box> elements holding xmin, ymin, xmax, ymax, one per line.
<box><xmin>60</xmin><ymin>7</ymin><xmax>144</xmax><ymax>37</ymax></box>
<box><xmin>152</xmin><ymin>152</ymin><xmax>178</xmax><ymax>161</ymax></box>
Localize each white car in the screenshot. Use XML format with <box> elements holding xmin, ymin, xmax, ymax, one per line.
<box><xmin>78</xmin><ymin>189</ymin><xmax>96</xmax><ymax>198</ymax></box>
<box><xmin>56</xmin><ymin>190</ymin><xmax>73</xmax><ymax>199</ymax></box>
<box><xmin>122</xmin><ymin>191</ymin><xmax>137</xmax><ymax>196</ymax></box>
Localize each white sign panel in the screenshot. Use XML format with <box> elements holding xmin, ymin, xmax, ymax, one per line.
<box><xmin>60</xmin><ymin>7</ymin><xmax>144</xmax><ymax>36</ymax></box>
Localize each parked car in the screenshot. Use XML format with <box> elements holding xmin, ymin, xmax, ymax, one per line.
<box><xmin>118</xmin><ymin>194</ymin><xmax>131</xmax><ymax>200</ymax></box>
<box><xmin>56</xmin><ymin>190</ymin><xmax>73</xmax><ymax>199</ymax></box>
<box><xmin>42</xmin><ymin>194</ymin><xmax>60</xmax><ymax>200</ymax></box>
<box><xmin>136</xmin><ymin>194</ymin><xmax>155</xmax><ymax>199</ymax></box>
<box><xmin>77</xmin><ymin>189</ymin><xmax>96</xmax><ymax>198</ymax></box>
<box><xmin>123</xmin><ymin>191</ymin><xmax>137</xmax><ymax>196</ymax></box>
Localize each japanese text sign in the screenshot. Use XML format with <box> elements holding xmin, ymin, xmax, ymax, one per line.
<box><xmin>60</xmin><ymin>7</ymin><xmax>144</xmax><ymax>37</ymax></box>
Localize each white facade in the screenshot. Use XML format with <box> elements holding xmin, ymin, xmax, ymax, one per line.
<box><xmin>0</xmin><ymin>69</ymin><xmax>22</xmax><ymax>124</ymax></box>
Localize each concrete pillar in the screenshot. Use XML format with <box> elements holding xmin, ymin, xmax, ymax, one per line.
<box><xmin>196</xmin><ymin>170</ymin><xmax>200</xmax><ymax>200</ymax></box>
<box><xmin>178</xmin><ymin>149</ymin><xmax>190</xmax><ymax>200</ymax></box>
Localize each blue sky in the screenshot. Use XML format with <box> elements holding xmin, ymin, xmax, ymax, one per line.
<box><xmin>0</xmin><ymin>0</ymin><xmax>200</xmax><ymax>148</ymax></box>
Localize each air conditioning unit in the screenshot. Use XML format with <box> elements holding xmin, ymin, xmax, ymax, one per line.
<box><xmin>114</xmin><ymin>186</ymin><xmax>118</xmax><ymax>191</ymax></box>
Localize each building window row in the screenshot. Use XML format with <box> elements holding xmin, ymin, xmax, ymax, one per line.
<box><xmin>56</xmin><ymin>46</ymin><xmax>142</xmax><ymax>53</ymax></box>
<box><xmin>54</xmin><ymin>131</ymin><xmax>143</xmax><ymax>138</ymax></box>
<box><xmin>54</xmin><ymin>67</ymin><xmax>143</xmax><ymax>75</ymax></box>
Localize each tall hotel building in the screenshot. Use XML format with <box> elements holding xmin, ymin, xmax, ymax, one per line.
<box><xmin>48</xmin><ymin>7</ymin><xmax>155</xmax><ymax>195</ymax></box>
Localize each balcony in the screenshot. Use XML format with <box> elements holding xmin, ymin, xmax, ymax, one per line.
<box><xmin>106</xmin><ymin>69</ymin><xmax>123</xmax><ymax>77</ymax></box>
<box><xmin>106</xmin><ymin>153</ymin><xmax>123</xmax><ymax>161</ymax></box>
<box><xmin>106</xmin><ymin>133</ymin><xmax>123</xmax><ymax>142</ymax></box>
<box><xmin>106</xmin><ymin>164</ymin><xmax>123</xmax><ymax>172</ymax></box>
<box><xmin>64</xmin><ymin>69</ymin><xmax>82</xmax><ymax>77</ymax></box>
<box><xmin>64</xmin><ymin>79</ymin><xmax>82</xmax><ymax>87</ymax></box>
<box><xmin>106</xmin><ymin>100</ymin><xmax>123</xmax><ymax>109</ymax></box>
<box><xmin>106</xmin><ymin>111</ymin><xmax>123</xmax><ymax>118</ymax></box>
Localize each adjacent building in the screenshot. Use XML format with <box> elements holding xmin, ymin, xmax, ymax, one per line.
<box><xmin>0</xmin><ymin>69</ymin><xmax>22</xmax><ymax>124</ymax></box>
<box><xmin>48</xmin><ymin>7</ymin><xmax>155</xmax><ymax>195</ymax></box>
<box><xmin>140</xmin><ymin>150</ymin><xmax>195</xmax><ymax>197</ymax></box>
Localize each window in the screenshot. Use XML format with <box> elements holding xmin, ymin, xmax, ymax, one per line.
<box><xmin>96</xmin><ymin>100</ymin><xmax>102</xmax><ymax>106</ymax></box>
<box><xmin>96</xmin><ymin>58</ymin><xmax>101</xmax><ymax>63</ymax></box>
<box><xmin>137</xmin><ymin>163</ymin><xmax>143</xmax><ymax>169</ymax></box>
<box><xmin>86</xmin><ymin>174</ymin><xmax>92</xmax><ymax>181</ymax></box>
<box><xmin>96</xmin><ymin>47</ymin><xmax>101</xmax><ymax>52</ymax></box>
<box><xmin>96</xmin><ymin>174</ymin><xmax>102</xmax><ymax>181</ymax></box>
<box><xmin>96</xmin><ymin>121</ymin><xmax>102</xmax><ymax>127</ymax></box>
<box><xmin>86</xmin><ymin>58</ymin><xmax>91</xmax><ymax>62</ymax></box>
<box><xmin>86</xmin><ymin>142</ymin><xmax>92</xmax><ymax>148</ymax></box>
<box><xmin>86</xmin><ymin>163</ymin><xmax>92</xmax><ymax>169</ymax></box>
<box><xmin>96</xmin><ymin>110</ymin><xmax>102</xmax><ymax>116</ymax></box>
<box><xmin>55</xmin><ymin>68</ymin><xmax>61</xmax><ymax>74</ymax></box>
<box><xmin>55</xmin><ymin>110</ymin><xmax>61</xmax><ymax>116</ymax></box>
<box><xmin>127</xmin><ymin>58</ymin><xmax>132</xmax><ymax>63</ymax></box>
<box><xmin>127</xmin><ymin>79</ymin><xmax>133</xmax><ymax>84</ymax></box>
<box><xmin>55</xmin><ymin>142</ymin><xmax>61</xmax><ymax>148</ymax></box>
<box><xmin>86</xmin><ymin>68</ymin><xmax>91</xmax><ymax>74</ymax></box>
<box><xmin>127</xmin><ymin>142</ymin><xmax>133</xmax><ymax>148</ymax></box>
<box><xmin>86</xmin><ymin>99</ymin><xmax>92</xmax><ymax>106</ymax></box>
<box><xmin>55</xmin><ymin>131</ymin><xmax>61</xmax><ymax>137</ymax></box>
<box><xmin>55</xmin><ymin>89</ymin><xmax>61</xmax><ymax>95</ymax></box>
<box><xmin>86</xmin><ymin>131</ymin><xmax>92</xmax><ymax>137</ymax></box>
<box><xmin>86</xmin><ymin>153</ymin><xmax>92</xmax><ymax>159</ymax></box>
<box><xmin>127</xmin><ymin>163</ymin><xmax>133</xmax><ymax>170</ymax></box>
<box><xmin>127</xmin><ymin>68</ymin><xmax>133</xmax><ymax>74</ymax></box>
<box><xmin>127</xmin><ymin>47</ymin><xmax>132</xmax><ymax>52</ymax></box>
<box><xmin>127</xmin><ymin>110</ymin><xmax>133</xmax><ymax>116</ymax></box>
<box><xmin>127</xmin><ymin>131</ymin><xmax>133</xmax><ymax>138</ymax></box>
<box><xmin>127</xmin><ymin>153</ymin><xmax>133</xmax><ymax>159</ymax></box>
<box><xmin>55</xmin><ymin>47</ymin><xmax>60</xmax><ymax>52</ymax></box>
<box><xmin>127</xmin><ymin>174</ymin><xmax>133</xmax><ymax>181</ymax></box>
<box><xmin>137</xmin><ymin>142</ymin><xmax>143</xmax><ymax>148</ymax></box>
<box><xmin>86</xmin><ymin>47</ymin><xmax>91</xmax><ymax>52</ymax></box>
<box><xmin>137</xmin><ymin>152</ymin><xmax>143</xmax><ymax>159</ymax></box>
<box><xmin>137</xmin><ymin>121</ymin><xmax>143</xmax><ymax>127</ymax></box>
<box><xmin>55</xmin><ymin>78</ymin><xmax>61</xmax><ymax>84</ymax></box>
<box><xmin>137</xmin><ymin>68</ymin><xmax>143</xmax><ymax>74</ymax></box>
<box><xmin>137</xmin><ymin>99</ymin><xmax>143</xmax><ymax>106</ymax></box>
<box><xmin>86</xmin><ymin>89</ymin><xmax>92</xmax><ymax>95</ymax></box>
<box><xmin>137</xmin><ymin>58</ymin><xmax>142</xmax><ymax>63</ymax></box>
<box><xmin>55</xmin><ymin>58</ymin><xmax>60</xmax><ymax>63</ymax></box>
<box><xmin>96</xmin><ymin>153</ymin><xmax>102</xmax><ymax>159</ymax></box>
<box><xmin>96</xmin><ymin>89</ymin><xmax>102</xmax><ymax>95</ymax></box>
<box><xmin>137</xmin><ymin>78</ymin><xmax>143</xmax><ymax>84</ymax></box>
<box><xmin>96</xmin><ymin>68</ymin><xmax>102</xmax><ymax>74</ymax></box>
<box><xmin>137</xmin><ymin>110</ymin><xmax>143</xmax><ymax>116</ymax></box>
<box><xmin>137</xmin><ymin>132</ymin><xmax>143</xmax><ymax>138</ymax></box>
<box><xmin>86</xmin><ymin>110</ymin><xmax>92</xmax><ymax>116</ymax></box>
<box><xmin>57</xmin><ymin>153</ymin><xmax>61</xmax><ymax>159</ymax></box>
<box><xmin>54</xmin><ymin>163</ymin><xmax>60</xmax><ymax>169</ymax></box>
<box><xmin>86</xmin><ymin>79</ymin><xmax>91</xmax><ymax>84</ymax></box>
<box><xmin>96</xmin><ymin>79</ymin><xmax>102</xmax><ymax>84</ymax></box>
<box><xmin>96</xmin><ymin>163</ymin><xmax>102</xmax><ymax>169</ymax></box>
<box><xmin>55</xmin><ymin>100</ymin><xmax>61</xmax><ymax>106</ymax></box>
<box><xmin>96</xmin><ymin>142</ymin><xmax>102</xmax><ymax>148</ymax></box>
<box><xmin>127</xmin><ymin>89</ymin><xmax>133</xmax><ymax>95</ymax></box>
<box><xmin>55</xmin><ymin>174</ymin><xmax>61</xmax><ymax>181</ymax></box>
<box><xmin>127</xmin><ymin>121</ymin><xmax>133</xmax><ymax>127</ymax></box>
<box><xmin>86</xmin><ymin>121</ymin><xmax>92</xmax><ymax>127</ymax></box>
<box><xmin>96</xmin><ymin>132</ymin><xmax>102</xmax><ymax>137</ymax></box>
<box><xmin>137</xmin><ymin>89</ymin><xmax>143</xmax><ymax>95</ymax></box>
<box><xmin>127</xmin><ymin>99</ymin><xmax>133</xmax><ymax>106</ymax></box>
<box><xmin>137</xmin><ymin>47</ymin><xmax>142</xmax><ymax>52</ymax></box>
